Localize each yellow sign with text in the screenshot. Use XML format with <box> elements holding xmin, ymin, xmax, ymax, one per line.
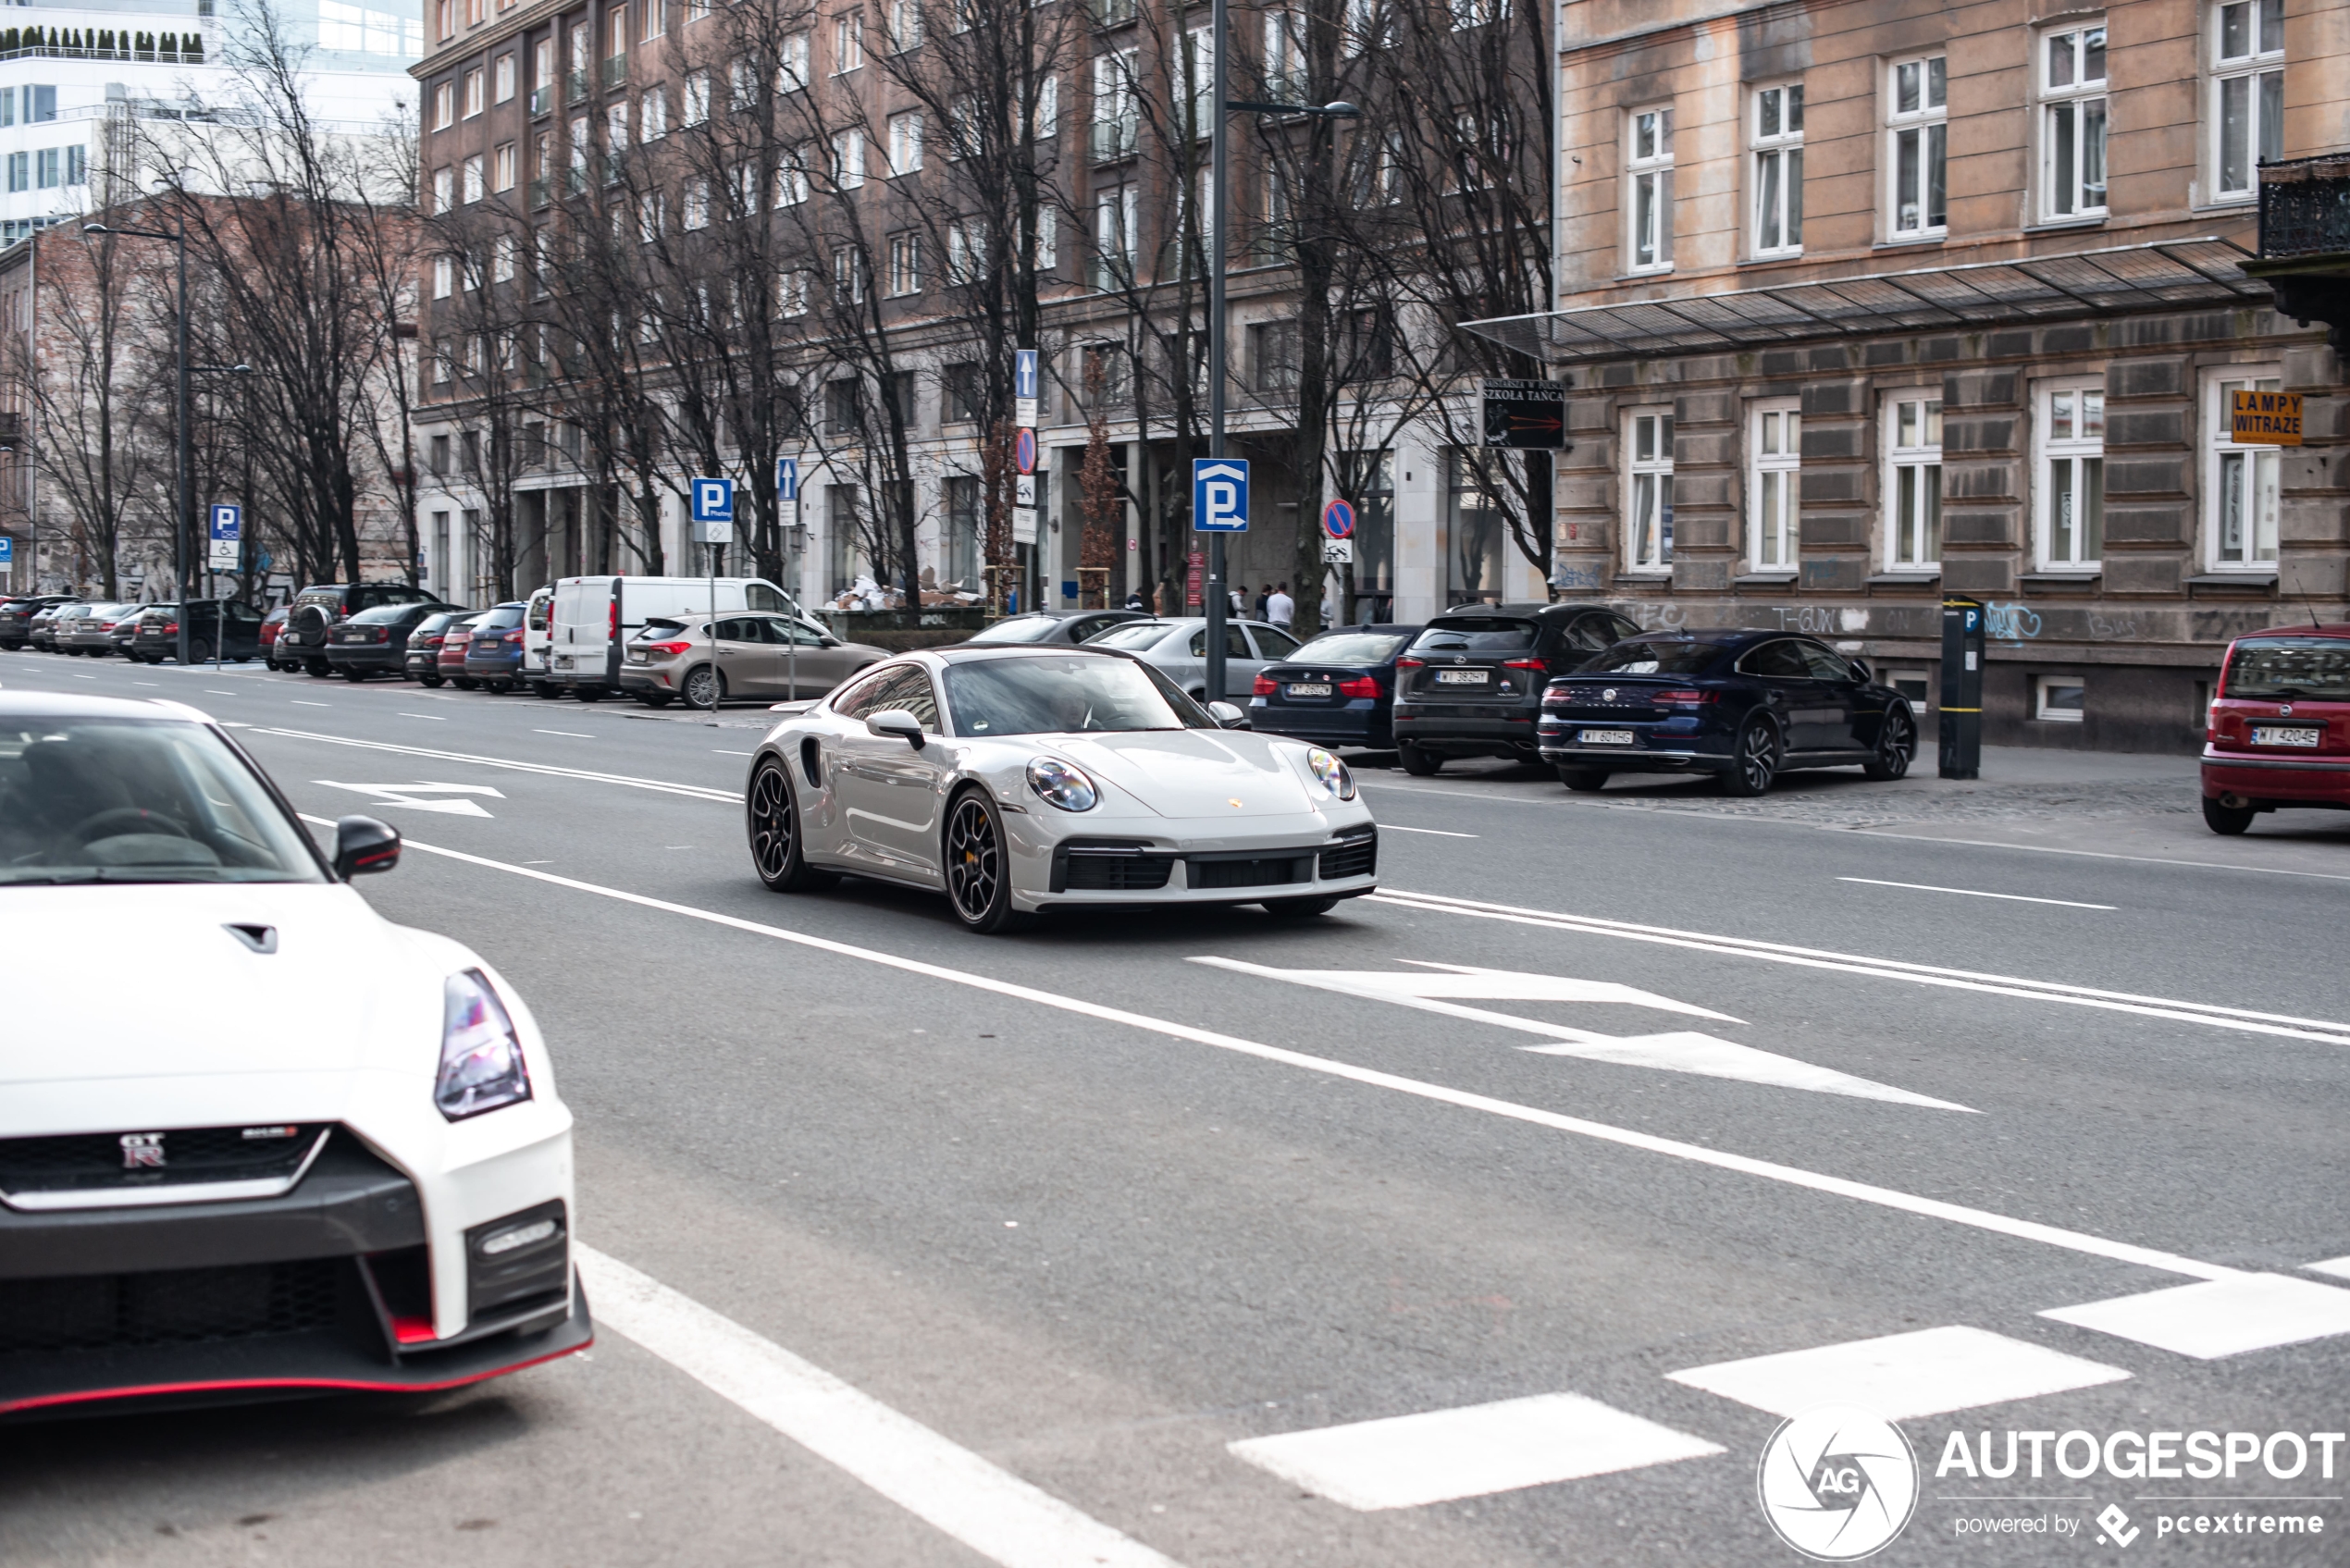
<box><xmin>2231</xmin><ymin>389</ymin><xmax>2303</xmax><ymax>446</ymax></box>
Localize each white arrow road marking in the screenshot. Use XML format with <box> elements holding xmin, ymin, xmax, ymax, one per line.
<box><xmin>310</xmin><ymin>780</ymin><xmax>506</xmax><ymax>817</ymax></box>
<box><xmin>1190</xmin><ymin>957</ymin><xmax>1973</xmax><ymax>1111</ymax></box>
<box><xmin>1335</xmin><ymin>959</ymin><xmax>1740</xmax><ymax>1019</ymax></box>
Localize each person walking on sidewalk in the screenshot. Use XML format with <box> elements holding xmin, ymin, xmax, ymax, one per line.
<box><xmin>1267</xmin><ymin>583</ymin><xmax>1293</xmax><ymax>629</ymax></box>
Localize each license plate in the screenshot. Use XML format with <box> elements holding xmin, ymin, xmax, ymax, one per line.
<box><xmin>1286</xmin><ymin>682</ymin><xmax>1331</xmax><ymax>698</ymax></box>
<box><xmin>1434</xmin><ymin>669</ymin><xmax>1489</xmax><ymax>685</ymax></box>
<box><xmin>2251</xmin><ymin>724</ymin><xmax>2322</xmax><ymax>747</ymax></box>
<box><xmin>627</xmin><ymin>650</ymin><xmax>648</xmax><ymax>663</ymax></box>
<box><xmin>555</xmin><ymin>656</ymin><xmax>574</xmax><ymax>670</ymax></box>
<box><xmin>1579</xmin><ymin>729</ymin><xmax>1636</xmax><ymax>747</ymax></box>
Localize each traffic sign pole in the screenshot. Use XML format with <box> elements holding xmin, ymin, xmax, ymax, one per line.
<box><xmin>691</xmin><ymin>478</ymin><xmax>736</xmax><ymax>724</ymax></box>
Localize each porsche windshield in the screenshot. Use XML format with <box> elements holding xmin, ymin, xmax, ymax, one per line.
<box><xmin>944</xmin><ymin>656</ymin><xmax>1214</xmax><ymax>735</ymax></box>
<box><xmin>0</xmin><ymin>718</ymin><xmax>326</xmax><ymax>884</ymax></box>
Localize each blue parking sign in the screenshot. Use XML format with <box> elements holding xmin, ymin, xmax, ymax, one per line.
<box><xmin>691</xmin><ymin>476</ymin><xmax>735</xmax><ymax>544</ymax></box>
<box><xmin>0</xmin><ymin>536</ymin><xmax>12</xmax><ymax>562</ymax></box>
<box><xmin>1193</xmin><ymin>459</ymin><xmax>1249</xmax><ymax>533</ymax></box>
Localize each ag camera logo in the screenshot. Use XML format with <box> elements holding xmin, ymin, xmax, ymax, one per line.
<box><xmin>1758</xmin><ymin>1404</ymin><xmax>1919</xmax><ymax>1561</ymax></box>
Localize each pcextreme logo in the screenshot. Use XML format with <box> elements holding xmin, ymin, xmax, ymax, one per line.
<box><xmin>1758</xmin><ymin>1404</ymin><xmax>1921</xmax><ymax>1561</ymax></box>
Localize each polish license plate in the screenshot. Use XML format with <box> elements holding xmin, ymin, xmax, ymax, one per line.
<box><xmin>1286</xmin><ymin>682</ymin><xmax>1331</xmax><ymax>698</ymax></box>
<box><xmin>555</xmin><ymin>656</ymin><xmax>574</xmax><ymax>670</ymax></box>
<box><xmin>1579</xmin><ymin>729</ymin><xmax>1636</xmax><ymax>747</ymax></box>
<box><xmin>627</xmin><ymin>649</ymin><xmax>648</xmax><ymax>663</ymax></box>
<box><xmin>1435</xmin><ymin>669</ymin><xmax>1489</xmax><ymax>685</ymax></box>
<box><xmin>2251</xmin><ymin>725</ymin><xmax>2322</xmax><ymax>747</ymax></box>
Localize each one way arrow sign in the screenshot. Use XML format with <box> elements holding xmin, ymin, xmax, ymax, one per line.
<box><xmin>312</xmin><ymin>781</ymin><xmax>507</xmax><ymax>817</ymax></box>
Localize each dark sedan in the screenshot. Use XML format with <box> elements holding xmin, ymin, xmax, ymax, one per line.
<box><xmin>328</xmin><ymin>599</ymin><xmax>462</xmax><ymax>680</ymax></box>
<box><xmin>462</xmin><ymin>601</ymin><xmax>530</xmax><ymax>691</ymax></box>
<box><xmin>1390</xmin><ymin>603</ymin><xmax>1643</xmax><ymax>774</ymax></box>
<box><xmin>405</xmin><ymin>608</ymin><xmax>475</xmax><ymax>685</ymax></box>
<box><xmin>1539</xmin><ymin>630</ymin><xmax>1919</xmax><ymax>797</ymax></box>
<box><xmin>1248</xmin><ymin>624</ymin><xmax>1424</xmax><ymax>750</ymax></box>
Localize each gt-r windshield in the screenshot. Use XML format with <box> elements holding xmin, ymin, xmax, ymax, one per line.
<box><xmin>0</xmin><ymin>719</ymin><xmax>326</xmax><ymax>885</ymax></box>
<box><xmin>945</xmin><ymin>655</ymin><xmax>1215</xmax><ymax>735</ymax></box>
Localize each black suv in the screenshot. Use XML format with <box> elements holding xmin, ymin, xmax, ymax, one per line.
<box><xmin>1390</xmin><ymin>602</ymin><xmax>1642</xmax><ymax>774</ymax></box>
<box><xmin>0</xmin><ymin>595</ymin><xmax>76</xmax><ymax>650</ymax></box>
<box><xmin>127</xmin><ymin>599</ymin><xmax>266</xmax><ymax>664</ymax></box>
<box><xmin>276</xmin><ymin>582</ymin><xmax>437</xmax><ymax>676</ymax></box>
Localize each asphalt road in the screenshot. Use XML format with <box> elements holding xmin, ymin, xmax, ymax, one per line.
<box><xmin>6</xmin><ymin>653</ymin><xmax>2347</xmax><ymax>1568</ymax></box>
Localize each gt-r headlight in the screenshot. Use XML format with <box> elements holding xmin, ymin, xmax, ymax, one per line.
<box><xmin>1305</xmin><ymin>747</ymin><xmax>1356</xmax><ymax>801</ymax></box>
<box><xmin>1027</xmin><ymin>757</ymin><xmax>1099</xmax><ymax>811</ymax></box>
<box><xmin>437</xmin><ymin>969</ymin><xmax>533</xmax><ymax>1120</ymax></box>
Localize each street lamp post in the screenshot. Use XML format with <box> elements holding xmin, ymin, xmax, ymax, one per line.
<box><xmin>1201</xmin><ymin>8</ymin><xmax>1354</xmax><ymax>704</ymax></box>
<box><xmin>83</xmin><ymin>220</ymin><xmax>249</xmax><ymax>668</ymax></box>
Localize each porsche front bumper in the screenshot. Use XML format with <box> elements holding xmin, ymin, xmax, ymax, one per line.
<box><xmin>1005</xmin><ymin>812</ymin><xmax>1379</xmax><ymax>911</ymax></box>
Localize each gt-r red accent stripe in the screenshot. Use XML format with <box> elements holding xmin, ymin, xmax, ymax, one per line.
<box><xmin>0</xmin><ymin>1336</ymin><xmax>590</xmax><ymax>1416</ymax></box>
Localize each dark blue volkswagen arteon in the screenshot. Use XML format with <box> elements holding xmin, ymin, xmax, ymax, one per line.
<box><xmin>1538</xmin><ymin>630</ymin><xmax>1918</xmax><ymax>796</ymax></box>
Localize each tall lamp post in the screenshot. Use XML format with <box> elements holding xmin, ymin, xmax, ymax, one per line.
<box><xmin>1201</xmin><ymin>0</ymin><xmax>1354</xmax><ymax>703</ymax></box>
<box><xmin>83</xmin><ymin>220</ymin><xmax>249</xmax><ymax>668</ymax></box>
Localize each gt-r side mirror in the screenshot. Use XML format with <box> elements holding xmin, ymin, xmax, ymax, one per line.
<box><xmin>1849</xmin><ymin>659</ymin><xmax>1873</xmax><ymax>684</ymax></box>
<box><xmin>1206</xmin><ymin>700</ymin><xmax>1250</xmax><ymax>729</ymax></box>
<box><xmin>867</xmin><ymin>709</ymin><xmax>925</xmax><ymax>747</ymax></box>
<box><xmin>333</xmin><ymin>815</ymin><xmax>402</xmax><ymax>878</ymax></box>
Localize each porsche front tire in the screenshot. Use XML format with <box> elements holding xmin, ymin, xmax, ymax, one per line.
<box><xmin>944</xmin><ymin>788</ymin><xmax>1030</xmax><ymax>934</ymax></box>
<box><xmin>748</xmin><ymin>759</ymin><xmax>835</xmax><ymax>892</ymax></box>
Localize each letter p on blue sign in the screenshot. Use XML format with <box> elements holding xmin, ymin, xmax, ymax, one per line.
<box><xmin>1193</xmin><ymin>459</ymin><xmax>1249</xmax><ymax>533</ymax></box>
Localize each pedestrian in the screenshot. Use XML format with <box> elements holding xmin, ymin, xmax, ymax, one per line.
<box><xmin>1124</xmin><ymin>588</ymin><xmax>1146</xmax><ymax>611</ymax></box>
<box><xmin>1267</xmin><ymin>582</ymin><xmax>1293</xmax><ymax>629</ymax></box>
<box><xmin>1255</xmin><ymin>585</ymin><xmax>1272</xmax><ymax>619</ymax></box>
<box><xmin>1228</xmin><ymin>586</ymin><xmax>1246</xmax><ymax>616</ymax></box>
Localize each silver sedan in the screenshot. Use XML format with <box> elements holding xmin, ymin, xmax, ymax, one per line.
<box><xmin>1079</xmin><ymin>616</ymin><xmax>1305</xmax><ymax>699</ymax></box>
<box><xmin>742</xmin><ymin>646</ymin><xmax>1379</xmax><ymax>932</ymax></box>
<box><xmin>621</xmin><ymin>612</ymin><xmax>887</xmax><ymax>708</ymax></box>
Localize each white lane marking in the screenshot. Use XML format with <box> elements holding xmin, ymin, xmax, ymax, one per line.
<box><xmin>1191</xmin><ymin>957</ymin><xmax>1968</xmax><ymax>1111</ymax></box>
<box><xmin>1667</xmin><ymin>1327</ymin><xmax>2130</xmax><ymax>1421</ymax></box>
<box><xmin>1838</xmin><ymin>876</ymin><xmax>2116</xmax><ymax>910</ymax></box>
<box><xmin>68</xmin><ymin>673</ymin><xmax>94</xmax><ymax>679</ymax></box>
<box><xmin>310</xmin><ymin>781</ymin><xmax>504</xmax><ymax>817</ymax></box>
<box><xmin>398</xmin><ymin>712</ymin><xmax>448</xmax><ymax>721</ymax></box>
<box><xmin>1855</xmin><ymin>828</ymin><xmax>2350</xmax><ymax>883</ymax></box>
<box><xmin>313</xmin><ymin>819</ymin><xmax>2240</xmax><ymax>1284</ymax></box>
<box><xmin>1382</xmin><ymin>824</ymin><xmax>1478</xmax><ymax>837</ymax></box>
<box><xmin>260</xmin><ymin>728</ymin><xmax>740</xmax><ymax>803</ymax></box>
<box><xmin>577</xmin><ymin>1246</ymin><xmax>1181</xmax><ymax>1568</ymax></box>
<box><xmin>2039</xmin><ymin>1274</ymin><xmax>2350</xmax><ymax>1359</ymax></box>
<box><xmin>133</xmin><ymin>681</ymin><xmax>160</xmax><ymax>687</ymax></box>
<box><xmin>2307</xmin><ymin>1256</ymin><xmax>2350</xmax><ymax>1282</ymax></box>
<box><xmin>1227</xmin><ymin>1393</ymin><xmax>1722</xmax><ymax>1512</ymax></box>
<box><xmin>204</xmin><ymin>690</ymin><xmax>237</xmax><ymax>696</ymax></box>
<box><xmin>1373</xmin><ymin>889</ymin><xmax>2350</xmax><ymax>1048</ymax></box>
<box><xmin>714</xmin><ymin>748</ymin><xmax>755</xmax><ymax>756</ymax></box>
<box><xmin>291</xmin><ymin>699</ymin><xmax>331</xmax><ymax>707</ymax></box>
<box><xmin>535</xmin><ymin>728</ymin><xmax>595</xmax><ymax>738</ymax></box>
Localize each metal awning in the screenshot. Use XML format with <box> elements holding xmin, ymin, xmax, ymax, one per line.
<box><xmin>1459</xmin><ymin>238</ymin><xmax>2266</xmax><ymax>364</ymax></box>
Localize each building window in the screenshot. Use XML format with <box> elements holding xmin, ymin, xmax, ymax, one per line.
<box><xmin>2208</xmin><ymin>369</ymin><xmax>2282</xmax><ymax>570</ymax></box>
<box><xmin>1337</xmin><ymin>451</ymin><xmax>1396</xmax><ymax>606</ymax></box>
<box><xmin>776</xmin><ymin>145</ymin><xmax>811</xmax><ymax>205</ymax></box>
<box><xmin>684</xmin><ymin>71</ymin><xmax>710</xmax><ymax>126</ymax></box>
<box><xmin>433</xmin><ymin>166</ymin><xmax>453</xmax><ymax>213</ymax></box>
<box><xmin>493</xmin><ymin>142</ymin><xmax>516</xmax><ymax>191</ymax></box>
<box><xmin>1749</xmin><ymin>400</ymin><xmax>1800</xmax><ymax>571</ymax></box>
<box><xmin>946</xmin><ymin>217</ymin><xmax>988</xmax><ymax>285</ymax></box>
<box><xmin>2040</xmin><ymin>23</ymin><xmax>2108</xmax><ymax>220</ymax></box>
<box><xmin>1626</xmin><ymin>106</ymin><xmax>1672</xmax><ymax>274</ymax></box>
<box><xmin>2212</xmin><ymin>0</ymin><xmax>2282</xmax><ymax>201</ymax></box>
<box><xmin>2036</xmin><ymin>379</ymin><xmax>2105</xmax><ymax>569</ymax></box>
<box><xmin>34</xmin><ymin>148</ymin><xmax>58</xmax><ymax>190</ymax></box>
<box><xmin>1094</xmin><ymin>182</ymin><xmax>1138</xmax><ymax>289</ymax></box>
<box><xmin>1750</xmin><ymin>82</ymin><xmax>1803</xmax><ymax>257</ymax></box>
<box><xmin>833</xmin><ymin>246</ymin><xmax>866</xmax><ymax>304</ymax></box>
<box><xmin>1250</xmin><ymin>320</ymin><xmax>1299</xmax><ymax>394</ymax></box>
<box><xmin>778</xmin><ymin>31</ymin><xmax>810</xmax><ymax>90</ymax></box>
<box><xmin>2035</xmin><ymin>674</ymin><xmax>2085</xmax><ymax>722</ymax></box>
<box><xmin>833</xmin><ymin>13</ymin><xmax>862</xmax><ymax>73</ymax></box>
<box><xmin>942</xmin><ymin>362</ymin><xmax>980</xmax><ymax>423</ymax></box>
<box><xmin>943</xmin><ymin>475</ymin><xmax>981</xmax><ymax>589</ymax></box>
<box><xmin>5</xmin><ymin>154</ymin><xmax>22</xmax><ymax>194</ymax></box>
<box><xmin>434</xmin><ymin>80</ymin><xmax>455</xmax><ymax>130</ymax></box>
<box><xmin>63</xmin><ymin>145</ymin><xmax>83</xmax><ymax>187</ymax></box>
<box><xmin>464</xmin><ymin>67</ymin><xmax>484</xmax><ymax>117</ymax></box>
<box><xmin>1886</xmin><ymin>56</ymin><xmax>1946</xmax><ymax>240</ymax></box>
<box><xmin>684</xmin><ymin>178</ymin><xmax>711</xmax><ymax>229</ymax></box>
<box><xmin>494</xmin><ymin>52</ymin><xmax>515</xmax><ymax>102</ymax></box>
<box><xmin>1885</xmin><ymin>393</ymin><xmax>1942</xmax><ymax>569</ymax></box>
<box><xmin>886</xmin><ymin>111</ymin><xmax>923</xmax><ymax>176</ymax></box>
<box><xmin>642</xmin><ymin>88</ymin><xmax>668</xmax><ymax>139</ymax></box>
<box><xmin>1444</xmin><ymin>452</ymin><xmax>1508</xmax><ymax>607</ymax></box>
<box><xmin>831</xmin><ymin>130</ymin><xmax>864</xmax><ymax>188</ymax></box>
<box><xmin>462</xmin><ymin>154</ymin><xmax>484</xmax><ymax>203</ymax></box>
<box><xmin>1625</xmin><ymin>406</ymin><xmax>1673</xmax><ymax>572</ymax></box>
<box><xmin>886</xmin><ymin>231</ymin><xmax>921</xmax><ymax>296</ymax></box>
<box><xmin>642</xmin><ymin>0</ymin><xmax>665</xmax><ymax>41</ymax></box>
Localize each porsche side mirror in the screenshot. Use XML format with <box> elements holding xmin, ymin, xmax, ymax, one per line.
<box><xmin>333</xmin><ymin>815</ymin><xmax>402</xmax><ymax>878</ymax></box>
<box><xmin>1849</xmin><ymin>658</ymin><xmax>1873</xmax><ymax>684</ymax></box>
<box><xmin>1206</xmin><ymin>700</ymin><xmax>1250</xmax><ymax>729</ymax></box>
<box><xmin>867</xmin><ymin>709</ymin><xmax>925</xmax><ymax>747</ymax></box>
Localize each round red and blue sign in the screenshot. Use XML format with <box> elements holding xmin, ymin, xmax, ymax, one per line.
<box><xmin>1014</xmin><ymin>427</ymin><xmax>1037</xmax><ymax>475</ymax></box>
<box><xmin>1321</xmin><ymin>498</ymin><xmax>1356</xmax><ymax>539</ymax></box>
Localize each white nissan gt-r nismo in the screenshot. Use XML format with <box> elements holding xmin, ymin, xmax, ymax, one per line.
<box><xmin>744</xmin><ymin>645</ymin><xmax>1379</xmax><ymax>932</ymax></box>
<box><xmin>0</xmin><ymin>692</ymin><xmax>588</xmax><ymax>1419</ymax></box>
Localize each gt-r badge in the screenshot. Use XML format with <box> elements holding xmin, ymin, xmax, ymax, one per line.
<box><xmin>119</xmin><ymin>1132</ymin><xmax>166</xmax><ymax>1169</ymax></box>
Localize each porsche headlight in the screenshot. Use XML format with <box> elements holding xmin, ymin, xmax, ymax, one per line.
<box><xmin>1305</xmin><ymin>747</ymin><xmax>1356</xmax><ymax>801</ymax></box>
<box><xmin>1026</xmin><ymin>756</ymin><xmax>1099</xmax><ymax>811</ymax></box>
<box><xmin>437</xmin><ymin>969</ymin><xmax>533</xmax><ymax>1120</ymax></box>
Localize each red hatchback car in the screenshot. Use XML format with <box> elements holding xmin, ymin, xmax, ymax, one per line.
<box><xmin>2201</xmin><ymin>623</ymin><xmax>2350</xmax><ymax>833</ymax></box>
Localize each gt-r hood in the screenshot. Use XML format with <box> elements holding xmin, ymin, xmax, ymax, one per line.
<box><xmin>0</xmin><ymin>883</ymin><xmax>446</xmax><ymax>1096</ymax></box>
<box><xmin>1049</xmin><ymin>730</ymin><xmax>1320</xmax><ymax>819</ymax></box>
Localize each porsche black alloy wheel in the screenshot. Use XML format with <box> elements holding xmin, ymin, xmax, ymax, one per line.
<box><xmin>945</xmin><ymin>790</ymin><xmax>1028</xmax><ymax>933</ymax></box>
<box><xmin>1862</xmin><ymin>704</ymin><xmax>1917</xmax><ymax>782</ymax></box>
<box><xmin>1720</xmin><ymin>716</ymin><xmax>1779</xmax><ymax>797</ymax></box>
<box><xmin>748</xmin><ymin>759</ymin><xmax>834</xmax><ymax>892</ymax></box>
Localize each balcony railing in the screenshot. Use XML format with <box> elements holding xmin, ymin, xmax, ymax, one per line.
<box><xmin>528</xmin><ymin>176</ymin><xmax>550</xmax><ymax>209</ymax></box>
<box><xmin>2258</xmin><ymin>156</ymin><xmax>2350</xmax><ymax>260</ymax></box>
<box><xmin>1089</xmin><ymin>114</ymin><xmax>1137</xmax><ymax>163</ymax></box>
<box><xmin>565</xmin><ymin>68</ymin><xmax>588</xmax><ymax>104</ymax></box>
<box><xmin>601</xmin><ymin>54</ymin><xmax>625</xmax><ymax>88</ymax></box>
<box><xmin>527</xmin><ymin>84</ymin><xmax>551</xmax><ymax>116</ymax></box>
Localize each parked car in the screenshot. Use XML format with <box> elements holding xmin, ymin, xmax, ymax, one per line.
<box><xmin>327</xmin><ymin>599</ymin><xmax>461</xmax><ymax>681</ymax></box>
<box><xmin>0</xmin><ymin>595</ymin><xmax>77</xmax><ymax>649</ymax></box>
<box><xmin>965</xmin><ymin>609</ymin><xmax>1151</xmax><ymax>648</ymax></box>
<box><xmin>1390</xmin><ymin>603</ymin><xmax>1644</xmax><ymax>774</ymax></box>
<box><xmin>521</xmin><ymin>586</ymin><xmax>555</xmax><ymax>696</ymax></box>
<box><xmin>115</xmin><ymin>604</ymin><xmax>167</xmax><ymax>659</ymax></box>
<box><xmin>126</xmin><ymin>599</ymin><xmax>266</xmax><ymax>664</ymax></box>
<box><xmin>437</xmin><ymin>611</ymin><xmax>490</xmax><ymax>688</ymax></box>
<box><xmin>406</xmin><ymin>609</ymin><xmax>476</xmax><ymax>685</ymax></box>
<box><xmin>1537</xmin><ymin>630</ymin><xmax>1917</xmax><ymax>796</ymax></box>
<box><xmin>278</xmin><ymin>582</ymin><xmax>439</xmax><ymax>676</ymax></box>
<box><xmin>547</xmin><ymin>575</ymin><xmax>811</xmax><ymax>699</ymax></box>
<box><xmin>55</xmin><ymin>603</ymin><xmax>135</xmax><ymax>656</ymax></box>
<box><xmin>26</xmin><ymin>601</ymin><xmax>80</xmax><ymax>652</ymax></box>
<box><xmin>1078</xmin><ymin>616</ymin><xmax>1304</xmax><ymax>700</ymax></box>
<box><xmin>1248</xmin><ymin>624</ymin><xmax>1426</xmax><ymax>751</ymax></box>
<box><xmin>258</xmin><ymin>604</ymin><xmax>290</xmax><ymax>665</ymax></box>
<box><xmin>2199</xmin><ymin>623</ymin><xmax>2350</xmax><ymax>833</ymax></box>
<box><xmin>623</xmin><ymin>612</ymin><xmax>885</xmax><ymax>707</ymax></box>
<box><xmin>462</xmin><ymin>602</ymin><xmax>531</xmax><ymax>692</ymax></box>
<box><xmin>84</xmin><ymin>604</ymin><xmax>155</xmax><ymax>658</ymax></box>
<box><xmin>742</xmin><ymin>646</ymin><xmax>1378</xmax><ymax>932</ymax></box>
<box><xmin>0</xmin><ymin>688</ymin><xmax>588</xmax><ymax>1418</ymax></box>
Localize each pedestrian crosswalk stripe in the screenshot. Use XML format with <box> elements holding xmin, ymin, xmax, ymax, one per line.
<box><xmin>2306</xmin><ymin>1255</ymin><xmax>2350</xmax><ymax>1282</ymax></box>
<box><xmin>2040</xmin><ymin>1273</ymin><xmax>2350</xmax><ymax>1360</ymax></box>
<box><xmin>1666</xmin><ymin>1326</ymin><xmax>2131</xmax><ymax>1420</ymax></box>
<box><xmin>1227</xmin><ymin>1392</ymin><xmax>1723</xmax><ymax>1512</ymax></box>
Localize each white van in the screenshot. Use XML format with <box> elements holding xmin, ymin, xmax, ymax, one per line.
<box><xmin>521</xmin><ymin>586</ymin><xmax>556</xmax><ymax>696</ymax></box>
<box><xmin>546</xmin><ymin>576</ymin><xmax>811</xmax><ymax>698</ymax></box>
